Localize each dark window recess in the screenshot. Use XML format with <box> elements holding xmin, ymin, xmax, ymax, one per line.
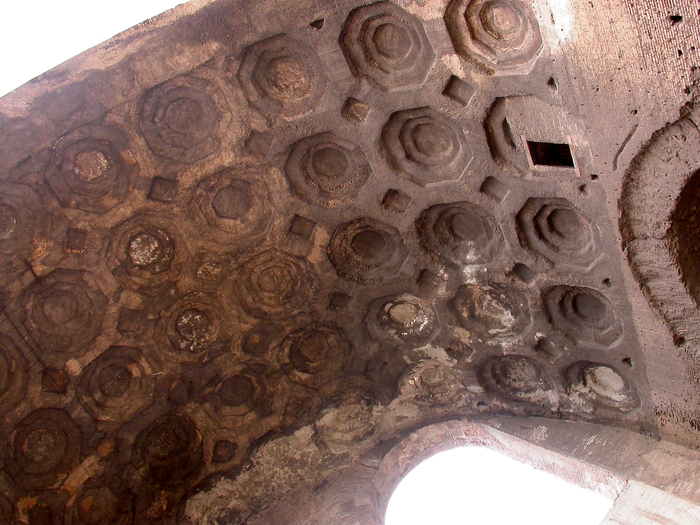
<box><xmin>527</xmin><ymin>141</ymin><xmax>575</xmax><ymax>167</ymax></box>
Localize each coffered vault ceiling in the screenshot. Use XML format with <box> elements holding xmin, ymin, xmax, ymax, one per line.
<box><xmin>0</xmin><ymin>0</ymin><xmax>699</xmax><ymax>523</ymax></box>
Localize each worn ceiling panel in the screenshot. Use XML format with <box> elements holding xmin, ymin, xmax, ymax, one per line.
<box><xmin>0</xmin><ymin>0</ymin><xmax>698</xmax><ymax>523</ymax></box>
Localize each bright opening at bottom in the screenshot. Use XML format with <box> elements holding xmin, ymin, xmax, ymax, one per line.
<box><xmin>385</xmin><ymin>447</ymin><xmax>615</xmax><ymax>525</ymax></box>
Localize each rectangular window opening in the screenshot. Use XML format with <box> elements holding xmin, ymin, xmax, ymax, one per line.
<box><xmin>526</xmin><ymin>141</ymin><xmax>575</xmax><ymax>168</ymax></box>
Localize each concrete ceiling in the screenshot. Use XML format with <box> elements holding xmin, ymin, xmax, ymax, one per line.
<box><xmin>0</xmin><ymin>0</ymin><xmax>699</xmax><ymax>523</ymax></box>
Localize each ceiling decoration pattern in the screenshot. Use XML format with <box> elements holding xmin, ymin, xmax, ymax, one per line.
<box><xmin>0</xmin><ymin>0</ymin><xmax>660</xmax><ymax>523</ymax></box>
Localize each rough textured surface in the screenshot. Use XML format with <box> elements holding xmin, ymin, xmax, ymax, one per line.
<box><xmin>602</xmin><ymin>481</ymin><xmax>700</xmax><ymax>525</ymax></box>
<box><xmin>0</xmin><ymin>0</ymin><xmax>699</xmax><ymax>522</ymax></box>
<box><xmin>247</xmin><ymin>419</ymin><xmax>700</xmax><ymax>524</ymax></box>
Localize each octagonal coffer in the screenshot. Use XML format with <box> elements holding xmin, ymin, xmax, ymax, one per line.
<box><xmin>517</xmin><ymin>198</ymin><xmax>601</xmax><ymax>269</ymax></box>
<box><xmin>233</xmin><ymin>248</ymin><xmax>317</xmax><ymax>320</ymax></box>
<box><xmin>132</xmin><ymin>413</ymin><xmax>203</xmax><ymax>486</ymax></box>
<box><xmin>278</xmin><ymin>323</ymin><xmax>351</xmax><ymax>388</ymax></box>
<box><xmin>237</xmin><ymin>34</ymin><xmax>328</xmax><ymax>119</ymax></box>
<box><xmin>154</xmin><ymin>292</ymin><xmax>237</xmax><ymax>363</ymax></box>
<box><xmin>239</xmin><ymin>322</ymin><xmax>284</xmax><ymax>359</ymax></box>
<box><xmin>328</xmin><ymin>217</ymin><xmax>408</xmax><ymax>283</ymax></box>
<box><xmin>366</xmin><ymin>293</ymin><xmax>439</xmax><ymax>344</ymax></box>
<box><xmin>140</xmin><ymin>75</ymin><xmax>231</xmax><ymax>164</ymax></box>
<box><xmin>5</xmin><ymin>408</ymin><xmax>82</xmax><ymax>491</ymax></box>
<box><xmin>45</xmin><ymin>124</ymin><xmax>137</xmax><ymax>213</ymax></box>
<box><xmin>202</xmin><ymin>363</ymin><xmax>272</xmax><ymax>418</ymax></box>
<box><xmin>399</xmin><ymin>359</ymin><xmax>467</xmax><ymax>406</ymax></box>
<box><xmin>285</xmin><ymin>132</ymin><xmax>373</xmax><ymax>207</ymax></box>
<box><xmin>66</xmin><ymin>476</ymin><xmax>134</xmax><ymax>525</ymax></box>
<box><xmin>417</xmin><ymin>201</ymin><xmax>504</xmax><ymax>267</ymax></box>
<box><xmin>382</xmin><ymin>107</ymin><xmax>473</xmax><ymax>187</ymax></box>
<box><xmin>445</xmin><ymin>0</ymin><xmax>543</xmax><ymax>74</ymax></box>
<box><xmin>451</xmin><ymin>282</ymin><xmax>532</xmax><ymax>343</ymax></box>
<box><xmin>21</xmin><ymin>268</ymin><xmax>107</xmax><ymax>358</ymax></box>
<box><xmin>191</xmin><ymin>167</ymin><xmax>273</xmax><ymax>243</ymax></box>
<box><xmin>0</xmin><ymin>183</ymin><xmax>47</xmax><ymax>257</ymax></box>
<box><xmin>76</xmin><ymin>346</ymin><xmax>158</xmax><ymax>423</ymax></box>
<box><xmin>544</xmin><ymin>286</ymin><xmax>623</xmax><ymax>350</ymax></box>
<box><xmin>0</xmin><ymin>182</ymin><xmax>50</xmax><ymax>289</ymax></box>
<box><xmin>104</xmin><ymin>214</ymin><xmax>189</xmax><ymax>294</ymax></box>
<box><xmin>565</xmin><ymin>361</ymin><xmax>640</xmax><ymax>413</ymax></box>
<box><xmin>478</xmin><ymin>355</ymin><xmax>557</xmax><ymax>408</ymax></box>
<box><xmin>340</xmin><ymin>1</ymin><xmax>435</xmax><ymax>91</ymax></box>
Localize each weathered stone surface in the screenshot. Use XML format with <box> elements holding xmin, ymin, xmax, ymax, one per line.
<box><xmin>237</xmin><ymin>34</ymin><xmax>328</xmax><ymax>119</ymax></box>
<box><xmin>328</xmin><ymin>217</ymin><xmax>408</xmax><ymax>283</ymax></box>
<box><xmin>140</xmin><ymin>75</ymin><xmax>231</xmax><ymax>163</ymax></box>
<box><xmin>76</xmin><ymin>346</ymin><xmax>158</xmax><ymax>423</ymax></box>
<box><xmin>21</xmin><ymin>268</ymin><xmax>107</xmax><ymax>357</ymax></box>
<box><xmin>285</xmin><ymin>132</ymin><xmax>373</xmax><ymax>207</ymax></box>
<box><xmin>544</xmin><ymin>286</ymin><xmax>624</xmax><ymax>350</ymax></box>
<box><xmin>366</xmin><ymin>293</ymin><xmax>439</xmax><ymax>344</ymax></box>
<box><xmin>5</xmin><ymin>408</ymin><xmax>82</xmax><ymax>491</ymax></box>
<box><xmin>621</xmin><ymin>110</ymin><xmax>700</xmax><ymax>401</ymax></box>
<box><xmin>0</xmin><ymin>0</ymin><xmax>695</xmax><ymax>521</ymax></box>
<box><xmin>382</xmin><ymin>107</ymin><xmax>473</xmax><ymax>187</ymax></box>
<box><xmin>233</xmin><ymin>248</ymin><xmax>317</xmax><ymax>319</ymax></box>
<box><xmin>445</xmin><ymin>0</ymin><xmax>543</xmax><ymax>74</ymax></box>
<box><xmin>341</xmin><ymin>1</ymin><xmax>435</xmax><ymax>91</ymax></box>
<box><xmin>451</xmin><ymin>282</ymin><xmax>531</xmax><ymax>343</ymax></box>
<box><xmin>417</xmin><ymin>201</ymin><xmax>504</xmax><ymax>267</ymax></box>
<box><xmin>315</xmin><ymin>389</ymin><xmax>378</xmax><ymax>453</ymax></box>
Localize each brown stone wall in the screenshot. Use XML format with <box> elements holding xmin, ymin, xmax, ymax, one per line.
<box><xmin>0</xmin><ymin>0</ymin><xmax>698</xmax><ymax>522</ymax></box>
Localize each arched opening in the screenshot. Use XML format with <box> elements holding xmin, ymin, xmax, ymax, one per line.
<box><xmin>385</xmin><ymin>446</ymin><xmax>614</xmax><ymax>525</ymax></box>
<box><xmin>370</xmin><ymin>420</ymin><xmax>627</xmax><ymax>525</ymax></box>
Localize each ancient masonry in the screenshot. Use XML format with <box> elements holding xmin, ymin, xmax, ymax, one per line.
<box><xmin>0</xmin><ymin>0</ymin><xmax>700</xmax><ymax>523</ymax></box>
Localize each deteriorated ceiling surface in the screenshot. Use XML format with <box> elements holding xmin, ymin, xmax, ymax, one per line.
<box><xmin>0</xmin><ymin>0</ymin><xmax>699</xmax><ymax>523</ymax></box>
